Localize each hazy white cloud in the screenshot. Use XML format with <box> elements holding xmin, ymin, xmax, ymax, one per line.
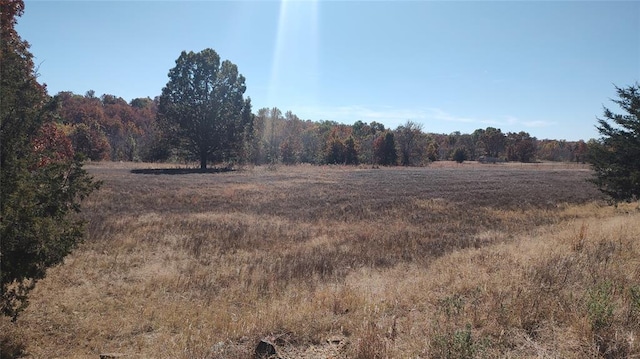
<box><xmin>285</xmin><ymin>105</ymin><xmax>556</xmax><ymax>134</ymax></box>
<box><xmin>426</xmin><ymin>110</ymin><xmax>555</xmax><ymax>130</ymax></box>
<box><xmin>293</xmin><ymin>105</ymin><xmax>429</xmax><ymax>127</ymax></box>
<box><xmin>504</xmin><ymin>115</ymin><xmax>555</xmax><ymax>128</ymax></box>
<box><xmin>425</xmin><ymin>108</ymin><xmax>498</xmax><ymax>125</ymax></box>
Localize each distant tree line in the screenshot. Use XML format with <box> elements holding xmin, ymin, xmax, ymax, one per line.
<box><xmin>52</xmin><ymin>91</ymin><xmax>168</xmax><ymax>163</ymax></box>
<box><xmin>46</xmin><ymin>48</ymin><xmax>593</xmax><ymax>168</ymax></box>
<box><xmin>53</xmin><ymin>92</ymin><xmax>590</xmax><ymax>166</ymax></box>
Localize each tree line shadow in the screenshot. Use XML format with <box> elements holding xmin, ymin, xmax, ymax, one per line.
<box><xmin>130</xmin><ymin>167</ymin><xmax>234</xmax><ymax>175</ymax></box>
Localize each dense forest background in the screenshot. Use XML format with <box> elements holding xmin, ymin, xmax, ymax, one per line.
<box><xmin>52</xmin><ymin>91</ymin><xmax>590</xmax><ymax>166</ymax></box>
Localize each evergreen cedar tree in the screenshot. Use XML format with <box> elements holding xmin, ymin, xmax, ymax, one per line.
<box><xmin>453</xmin><ymin>147</ymin><xmax>467</xmax><ymax>163</ymax></box>
<box><xmin>374</xmin><ymin>132</ymin><xmax>398</xmax><ymax>166</ymax></box>
<box><xmin>589</xmin><ymin>83</ymin><xmax>640</xmax><ymax>203</ymax></box>
<box><xmin>0</xmin><ymin>0</ymin><xmax>99</xmax><ymax>320</ymax></box>
<box><xmin>157</xmin><ymin>49</ymin><xmax>253</xmax><ymax>169</ymax></box>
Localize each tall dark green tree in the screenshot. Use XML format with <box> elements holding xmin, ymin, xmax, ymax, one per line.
<box><xmin>374</xmin><ymin>131</ymin><xmax>398</xmax><ymax>166</ymax></box>
<box><xmin>452</xmin><ymin>147</ymin><xmax>467</xmax><ymax>163</ymax></box>
<box><xmin>1</xmin><ymin>0</ymin><xmax>99</xmax><ymax>320</ymax></box>
<box><xmin>325</xmin><ymin>135</ymin><xmax>345</xmax><ymax>164</ymax></box>
<box><xmin>344</xmin><ymin>136</ymin><xmax>359</xmax><ymax>165</ymax></box>
<box><xmin>158</xmin><ymin>49</ymin><xmax>252</xmax><ymax>169</ymax></box>
<box><xmin>589</xmin><ymin>83</ymin><xmax>640</xmax><ymax>202</ymax></box>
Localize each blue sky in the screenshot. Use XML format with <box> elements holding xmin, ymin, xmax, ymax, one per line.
<box><xmin>17</xmin><ymin>1</ymin><xmax>640</xmax><ymax>141</ymax></box>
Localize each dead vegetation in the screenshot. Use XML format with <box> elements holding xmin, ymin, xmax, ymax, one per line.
<box><xmin>2</xmin><ymin>162</ymin><xmax>638</xmax><ymax>358</ymax></box>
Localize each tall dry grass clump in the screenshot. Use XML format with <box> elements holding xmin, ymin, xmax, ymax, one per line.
<box><xmin>3</xmin><ymin>163</ymin><xmax>637</xmax><ymax>358</ymax></box>
<box><xmin>411</xmin><ymin>206</ymin><xmax>639</xmax><ymax>358</ymax></box>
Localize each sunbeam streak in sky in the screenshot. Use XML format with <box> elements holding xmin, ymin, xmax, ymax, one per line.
<box><xmin>268</xmin><ymin>0</ymin><xmax>319</xmax><ymax>106</ymax></box>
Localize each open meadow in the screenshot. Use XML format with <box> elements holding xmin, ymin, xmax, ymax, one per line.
<box><xmin>2</xmin><ymin>162</ymin><xmax>639</xmax><ymax>358</ymax></box>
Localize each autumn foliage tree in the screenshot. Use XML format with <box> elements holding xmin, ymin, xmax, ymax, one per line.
<box><xmin>324</xmin><ymin>125</ymin><xmax>356</xmax><ymax>164</ymax></box>
<box><xmin>395</xmin><ymin>120</ymin><xmax>424</xmax><ymax>166</ymax></box>
<box><xmin>158</xmin><ymin>49</ymin><xmax>253</xmax><ymax>169</ymax></box>
<box><xmin>53</xmin><ymin>91</ymin><xmax>164</xmax><ymax>162</ymax></box>
<box><xmin>325</xmin><ymin>135</ymin><xmax>346</xmax><ymax>164</ymax></box>
<box><xmin>573</xmin><ymin>140</ymin><xmax>589</xmax><ymax>163</ymax></box>
<box><xmin>68</xmin><ymin>123</ymin><xmax>111</xmax><ymax>161</ymax></box>
<box><xmin>477</xmin><ymin>127</ymin><xmax>506</xmax><ymax>158</ymax></box>
<box><xmin>0</xmin><ymin>0</ymin><xmax>99</xmax><ymax>320</ymax></box>
<box><xmin>506</xmin><ymin>131</ymin><xmax>537</xmax><ymax>163</ymax></box>
<box><xmin>374</xmin><ymin>131</ymin><xmax>398</xmax><ymax>166</ymax></box>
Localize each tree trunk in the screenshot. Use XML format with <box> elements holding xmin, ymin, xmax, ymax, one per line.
<box><xmin>200</xmin><ymin>153</ymin><xmax>207</xmax><ymax>169</ymax></box>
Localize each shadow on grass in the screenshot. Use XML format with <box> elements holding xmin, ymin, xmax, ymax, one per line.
<box><xmin>130</xmin><ymin>167</ymin><xmax>234</xmax><ymax>175</ymax></box>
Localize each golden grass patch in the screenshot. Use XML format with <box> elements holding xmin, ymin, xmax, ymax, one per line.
<box><xmin>3</xmin><ymin>163</ymin><xmax>637</xmax><ymax>358</ymax></box>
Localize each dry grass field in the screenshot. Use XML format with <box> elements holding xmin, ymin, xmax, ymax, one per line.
<box><xmin>2</xmin><ymin>162</ymin><xmax>639</xmax><ymax>358</ymax></box>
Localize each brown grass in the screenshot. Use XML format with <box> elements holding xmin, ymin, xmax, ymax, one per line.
<box><xmin>2</xmin><ymin>162</ymin><xmax>638</xmax><ymax>358</ymax></box>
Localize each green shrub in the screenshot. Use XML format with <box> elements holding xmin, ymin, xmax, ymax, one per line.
<box><xmin>431</xmin><ymin>324</ymin><xmax>487</xmax><ymax>359</ymax></box>
<box><xmin>587</xmin><ymin>281</ymin><xmax>614</xmax><ymax>332</ymax></box>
